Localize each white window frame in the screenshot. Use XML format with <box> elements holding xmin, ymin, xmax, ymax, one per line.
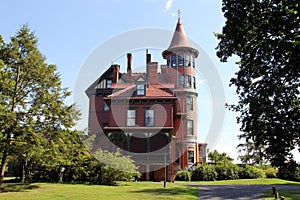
<box><xmin>144</xmin><ymin>109</ymin><xmax>154</xmax><ymax>126</ymax></box>
<box><xmin>127</xmin><ymin>109</ymin><xmax>136</xmax><ymax>126</ymax></box>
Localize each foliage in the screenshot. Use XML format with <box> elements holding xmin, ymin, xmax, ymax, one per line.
<box><xmin>216</xmin><ymin>0</ymin><xmax>300</xmax><ymax>168</ymax></box>
<box><xmin>0</xmin><ymin>24</ymin><xmax>80</xmax><ymax>188</ymax></box>
<box><xmin>263</xmin><ymin>166</ymin><xmax>278</xmax><ymax>178</ymax></box>
<box><xmin>237</xmin><ymin>141</ymin><xmax>265</xmax><ymax>165</ymax></box>
<box><xmin>239</xmin><ymin>165</ymin><xmax>265</xmax><ymax>179</ymax></box>
<box><xmin>208</xmin><ymin>150</ymin><xmax>234</xmax><ymax>163</ymax></box>
<box><xmin>0</xmin><ymin>25</ymin><xmax>140</xmax><ymax>186</ymax></box>
<box><xmin>175</xmin><ymin>168</ymin><xmax>191</xmax><ymax>181</ymax></box>
<box><xmin>277</xmin><ymin>160</ymin><xmax>300</xmax><ymax>182</ymax></box>
<box><xmin>191</xmin><ymin>163</ymin><xmax>217</xmax><ymax>181</ymax></box>
<box><xmin>214</xmin><ymin>163</ymin><xmax>240</xmax><ymax>180</ymax></box>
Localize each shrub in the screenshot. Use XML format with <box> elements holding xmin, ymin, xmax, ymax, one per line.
<box><xmin>215</xmin><ymin>163</ymin><xmax>240</xmax><ymax>180</ymax></box>
<box><xmin>175</xmin><ymin>168</ymin><xmax>191</xmax><ymax>181</ymax></box>
<box><xmin>263</xmin><ymin>167</ymin><xmax>278</xmax><ymax>178</ymax></box>
<box><xmin>239</xmin><ymin>165</ymin><xmax>265</xmax><ymax>179</ymax></box>
<box><xmin>191</xmin><ymin>163</ymin><xmax>217</xmax><ymax>181</ymax></box>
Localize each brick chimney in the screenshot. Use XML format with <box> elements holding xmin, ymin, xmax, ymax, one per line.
<box><xmin>112</xmin><ymin>64</ymin><xmax>120</xmax><ymax>83</ymax></box>
<box><xmin>147</xmin><ymin>62</ymin><xmax>158</xmax><ymax>84</ymax></box>
<box><xmin>127</xmin><ymin>53</ymin><xmax>132</xmax><ymax>76</ymax></box>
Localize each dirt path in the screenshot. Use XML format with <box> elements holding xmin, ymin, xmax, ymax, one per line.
<box><xmin>195</xmin><ymin>184</ymin><xmax>300</xmax><ymax>200</ymax></box>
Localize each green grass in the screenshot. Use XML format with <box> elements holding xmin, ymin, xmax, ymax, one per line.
<box><xmin>188</xmin><ymin>178</ymin><xmax>300</xmax><ymax>185</ymax></box>
<box><xmin>0</xmin><ymin>182</ymin><xmax>198</xmax><ymax>200</ymax></box>
<box><xmin>263</xmin><ymin>190</ymin><xmax>300</xmax><ymax>200</ymax></box>
<box><xmin>0</xmin><ymin>179</ymin><xmax>299</xmax><ymax>200</ymax></box>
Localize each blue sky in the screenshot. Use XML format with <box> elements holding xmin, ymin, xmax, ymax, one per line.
<box><xmin>0</xmin><ymin>0</ymin><xmax>249</xmax><ymax>160</ymax></box>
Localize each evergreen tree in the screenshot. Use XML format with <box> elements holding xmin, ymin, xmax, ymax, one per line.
<box><xmin>0</xmin><ymin>25</ymin><xmax>79</xmax><ymax>188</ymax></box>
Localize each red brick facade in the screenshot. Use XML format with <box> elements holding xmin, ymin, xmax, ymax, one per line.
<box><xmin>86</xmin><ymin>18</ymin><xmax>207</xmax><ymax>181</ymax></box>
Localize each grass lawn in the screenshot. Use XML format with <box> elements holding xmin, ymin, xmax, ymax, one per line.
<box><xmin>189</xmin><ymin>178</ymin><xmax>300</xmax><ymax>185</ymax></box>
<box><xmin>0</xmin><ymin>178</ymin><xmax>299</xmax><ymax>200</ymax></box>
<box><xmin>263</xmin><ymin>190</ymin><xmax>300</xmax><ymax>200</ymax></box>
<box><xmin>0</xmin><ymin>181</ymin><xmax>198</xmax><ymax>200</ymax></box>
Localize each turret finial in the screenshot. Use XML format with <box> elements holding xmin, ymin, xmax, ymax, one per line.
<box><xmin>177</xmin><ymin>9</ymin><xmax>181</xmax><ymax>20</ymax></box>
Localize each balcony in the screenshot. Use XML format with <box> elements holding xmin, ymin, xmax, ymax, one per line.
<box><xmin>124</xmin><ymin>152</ymin><xmax>171</xmax><ymax>165</ymax></box>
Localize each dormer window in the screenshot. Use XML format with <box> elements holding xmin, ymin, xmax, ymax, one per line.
<box><xmin>106</xmin><ymin>79</ymin><xmax>112</xmax><ymax>88</ymax></box>
<box><xmin>137</xmin><ymin>84</ymin><xmax>145</xmax><ymax>95</ymax></box>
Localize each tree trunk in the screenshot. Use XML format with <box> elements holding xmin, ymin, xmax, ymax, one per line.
<box><xmin>0</xmin><ymin>149</ymin><xmax>9</xmax><ymax>190</ymax></box>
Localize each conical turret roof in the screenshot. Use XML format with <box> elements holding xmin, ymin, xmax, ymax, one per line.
<box><xmin>162</xmin><ymin>18</ymin><xmax>199</xmax><ymax>58</ymax></box>
<box><xmin>168</xmin><ymin>18</ymin><xmax>192</xmax><ymax>49</ymax></box>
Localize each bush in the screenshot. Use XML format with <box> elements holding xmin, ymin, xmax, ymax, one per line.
<box><xmin>263</xmin><ymin>166</ymin><xmax>278</xmax><ymax>178</ymax></box>
<box><xmin>239</xmin><ymin>165</ymin><xmax>265</xmax><ymax>179</ymax></box>
<box><xmin>175</xmin><ymin>168</ymin><xmax>191</xmax><ymax>181</ymax></box>
<box><xmin>191</xmin><ymin>163</ymin><xmax>217</xmax><ymax>181</ymax></box>
<box><xmin>215</xmin><ymin>163</ymin><xmax>240</xmax><ymax>180</ymax></box>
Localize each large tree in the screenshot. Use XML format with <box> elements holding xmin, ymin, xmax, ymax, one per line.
<box><xmin>0</xmin><ymin>25</ymin><xmax>79</xmax><ymax>188</ymax></box>
<box><xmin>216</xmin><ymin>0</ymin><xmax>299</xmax><ymax>168</ymax></box>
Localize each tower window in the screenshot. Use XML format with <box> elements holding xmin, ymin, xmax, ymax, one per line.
<box><xmin>179</xmin><ymin>75</ymin><xmax>184</xmax><ymax>87</ymax></box>
<box><xmin>185</xmin><ymin>75</ymin><xmax>191</xmax><ymax>88</ymax></box>
<box><xmin>193</xmin><ymin>76</ymin><xmax>196</xmax><ymax>89</ymax></box>
<box><xmin>185</xmin><ymin>54</ymin><xmax>190</xmax><ymax>66</ymax></box>
<box><xmin>127</xmin><ymin>109</ymin><xmax>136</xmax><ymax>126</ymax></box>
<box><xmin>187</xmin><ymin>96</ymin><xmax>193</xmax><ymax>111</ymax></box>
<box><xmin>167</xmin><ymin>56</ymin><xmax>171</xmax><ymax>66</ymax></box>
<box><xmin>187</xmin><ymin>120</ymin><xmax>193</xmax><ymax>135</ymax></box>
<box><xmin>188</xmin><ymin>150</ymin><xmax>194</xmax><ymax>163</ymax></box>
<box><xmin>171</xmin><ymin>55</ymin><xmax>176</xmax><ymax>67</ymax></box>
<box><xmin>192</xmin><ymin>56</ymin><xmax>195</xmax><ymax>68</ymax></box>
<box><xmin>137</xmin><ymin>84</ymin><xmax>146</xmax><ymax>95</ymax></box>
<box><xmin>178</xmin><ymin>54</ymin><xmax>184</xmax><ymax>66</ymax></box>
<box><xmin>144</xmin><ymin>109</ymin><xmax>154</xmax><ymax>126</ymax></box>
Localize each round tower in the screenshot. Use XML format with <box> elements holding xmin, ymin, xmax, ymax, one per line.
<box><xmin>162</xmin><ymin>15</ymin><xmax>200</xmax><ymax>170</ymax></box>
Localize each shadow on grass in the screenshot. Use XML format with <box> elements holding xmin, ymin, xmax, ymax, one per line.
<box><xmin>1</xmin><ymin>183</ymin><xmax>39</xmax><ymax>193</ymax></box>
<box><xmin>131</xmin><ymin>185</ymin><xmax>198</xmax><ymax>198</ymax></box>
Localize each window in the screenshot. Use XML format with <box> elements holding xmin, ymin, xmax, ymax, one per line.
<box><xmin>185</xmin><ymin>75</ymin><xmax>191</xmax><ymax>88</ymax></box>
<box><xmin>178</xmin><ymin>54</ymin><xmax>184</xmax><ymax>66</ymax></box>
<box><xmin>188</xmin><ymin>150</ymin><xmax>194</xmax><ymax>163</ymax></box>
<box><xmin>127</xmin><ymin>109</ymin><xmax>136</xmax><ymax>126</ymax></box>
<box><xmin>187</xmin><ymin>120</ymin><xmax>193</xmax><ymax>135</ymax></box>
<box><xmin>144</xmin><ymin>109</ymin><xmax>154</xmax><ymax>126</ymax></box>
<box><xmin>167</xmin><ymin>56</ymin><xmax>171</xmax><ymax>66</ymax></box>
<box><xmin>179</xmin><ymin>75</ymin><xmax>184</xmax><ymax>87</ymax></box>
<box><xmin>103</xmin><ymin>102</ymin><xmax>109</xmax><ymax>111</ymax></box>
<box><xmin>185</xmin><ymin>54</ymin><xmax>190</xmax><ymax>66</ymax></box>
<box><xmin>106</xmin><ymin>79</ymin><xmax>112</xmax><ymax>88</ymax></box>
<box><xmin>137</xmin><ymin>84</ymin><xmax>145</xmax><ymax>95</ymax></box>
<box><xmin>186</xmin><ymin>96</ymin><xmax>193</xmax><ymax>111</ymax></box>
<box><xmin>193</xmin><ymin>76</ymin><xmax>196</xmax><ymax>89</ymax></box>
<box><xmin>171</xmin><ymin>55</ymin><xmax>176</xmax><ymax>67</ymax></box>
<box><xmin>192</xmin><ymin>56</ymin><xmax>195</xmax><ymax>68</ymax></box>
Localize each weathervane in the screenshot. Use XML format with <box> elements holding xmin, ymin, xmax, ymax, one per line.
<box><xmin>177</xmin><ymin>9</ymin><xmax>181</xmax><ymax>20</ymax></box>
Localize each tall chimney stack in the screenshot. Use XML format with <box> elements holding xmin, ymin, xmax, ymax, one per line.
<box><xmin>127</xmin><ymin>53</ymin><xmax>132</xmax><ymax>75</ymax></box>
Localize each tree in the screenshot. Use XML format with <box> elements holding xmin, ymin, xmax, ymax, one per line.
<box><xmin>208</xmin><ymin>150</ymin><xmax>234</xmax><ymax>163</ymax></box>
<box><xmin>0</xmin><ymin>25</ymin><xmax>79</xmax><ymax>189</ymax></box>
<box><xmin>237</xmin><ymin>140</ymin><xmax>265</xmax><ymax>166</ymax></box>
<box><xmin>216</xmin><ymin>0</ymin><xmax>299</xmax><ymax>169</ymax></box>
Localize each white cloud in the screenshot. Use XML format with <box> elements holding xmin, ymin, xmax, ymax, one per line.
<box><xmin>165</xmin><ymin>0</ymin><xmax>173</xmax><ymax>11</ymax></box>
